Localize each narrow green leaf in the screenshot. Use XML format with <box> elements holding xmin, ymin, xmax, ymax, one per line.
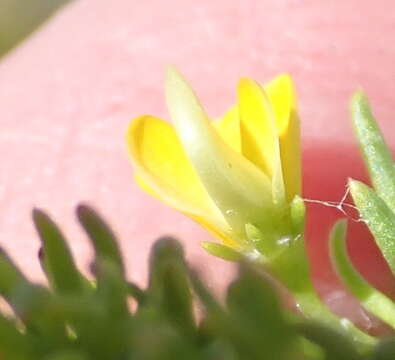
<box><xmin>129</xmin><ymin>320</ymin><xmax>197</xmax><ymax>360</ymax></box>
<box><xmin>198</xmin><ymin>338</ymin><xmax>237</xmax><ymax>360</ymax></box>
<box><xmin>77</xmin><ymin>259</ymin><xmax>131</xmax><ymax>359</ymax></box>
<box><xmin>147</xmin><ymin>237</ymin><xmax>195</xmax><ymax>338</ymax></box>
<box><xmin>192</xmin><ymin>264</ymin><xmax>296</xmax><ymax>360</ymax></box>
<box><xmin>296</xmin><ymin>337</ymin><xmax>325</xmax><ymax>360</ymax></box>
<box><xmin>0</xmin><ymin>248</ymin><xmax>30</xmax><ymax>298</ymax></box>
<box><xmin>351</xmin><ymin>91</ymin><xmax>395</xmax><ymax>212</ymax></box>
<box><xmin>189</xmin><ymin>270</ymin><xmax>224</xmax><ymax>316</ymax></box>
<box><xmin>33</xmin><ymin>209</ymin><xmax>84</xmax><ymax>294</ymax></box>
<box><xmin>370</xmin><ymin>338</ymin><xmax>395</xmax><ymax>360</ymax></box>
<box><xmin>349</xmin><ymin>179</ymin><xmax>395</xmax><ymax>275</ymax></box>
<box><xmin>226</xmin><ymin>264</ymin><xmax>294</xmax><ymax>360</ymax></box>
<box><xmin>0</xmin><ymin>313</ymin><xmax>32</xmax><ymax>358</ymax></box>
<box><xmin>77</xmin><ymin>205</ymin><xmax>125</xmax><ymax>275</ymax></box>
<box><xmin>57</xmin><ymin>294</ymin><xmax>117</xmax><ymax>358</ymax></box>
<box><xmin>10</xmin><ymin>284</ymin><xmax>68</xmax><ymax>345</ymax></box>
<box><xmin>148</xmin><ymin>237</ymin><xmax>185</xmax><ymax>293</ymax></box>
<box><xmin>0</xmin><ymin>250</ymin><xmax>67</xmax><ymax>345</ymax></box>
<box><xmin>95</xmin><ymin>259</ymin><xmax>129</xmax><ymax>318</ymax></box>
<box><xmin>330</xmin><ymin>219</ymin><xmax>395</xmax><ymax>329</ymax></box>
<box><xmin>44</xmin><ymin>350</ymin><xmax>88</xmax><ymax>360</ymax></box>
<box><xmin>127</xmin><ymin>281</ymin><xmax>147</xmax><ymax>305</ymax></box>
<box><xmin>294</xmin><ymin>291</ymin><xmax>376</xmax><ymax>352</ymax></box>
<box><xmin>190</xmin><ymin>271</ymin><xmax>247</xmax><ymax>353</ymax></box>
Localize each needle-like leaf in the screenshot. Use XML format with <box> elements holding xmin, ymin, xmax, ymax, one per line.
<box><xmin>329</xmin><ymin>219</ymin><xmax>395</xmax><ymax>329</ymax></box>
<box><xmin>351</xmin><ymin>92</ymin><xmax>395</xmax><ymax>213</ymax></box>
<box><xmin>349</xmin><ymin>179</ymin><xmax>395</xmax><ymax>275</ymax></box>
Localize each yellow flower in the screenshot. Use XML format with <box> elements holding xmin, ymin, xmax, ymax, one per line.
<box><xmin>126</xmin><ymin>68</ymin><xmax>301</xmax><ymax>256</ymax></box>
<box><xmin>126</xmin><ymin>74</ymin><xmax>381</xmax><ymax>346</ymax></box>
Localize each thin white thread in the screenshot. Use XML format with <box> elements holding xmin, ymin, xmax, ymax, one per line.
<box><xmin>302</xmin><ymin>186</ymin><xmax>364</xmax><ymax>223</ymax></box>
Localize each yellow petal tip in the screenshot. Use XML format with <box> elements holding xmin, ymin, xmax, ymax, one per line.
<box><xmin>237</xmin><ymin>77</ymin><xmax>263</xmax><ymax>95</ymax></box>
<box><xmin>165</xmin><ymin>65</ymin><xmax>182</xmax><ymax>84</ymax></box>
<box><xmin>125</xmin><ymin>115</ymin><xmax>149</xmax><ymax>160</ymax></box>
<box><xmin>265</xmin><ymin>73</ymin><xmax>297</xmax><ymax>112</ymax></box>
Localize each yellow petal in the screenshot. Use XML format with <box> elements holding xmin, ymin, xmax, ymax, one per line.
<box><xmin>126</xmin><ymin>115</ymin><xmax>225</xmax><ymax>226</ymax></box>
<box><xmin>134</xmin><ymin>173</ymin><xmax>161</xmax><ymax>199</ymax></box>
<box><xmin>165</xmin><ymin>67</ymin><xmax>274</xmax><ymax>240</ymax></box>
<box><xmin>134</xmin><ymin>172</ymin><xmax>237</xmax><ymax>247</ymax></box>
<box><xmin>265</xmin><ymin>74</ymin><xmax>301</xmax><ymax>201</ymax></box>
<box><xmin>188</xmin><ymin>213</ymin><xmax>240</xmax><ymax>249</ymax></box>
<box><xmin>237</xmin><ymin>78</ymin><xmax>286</xmax><ymax>205</ymax></box>
<box><xmin>213</xmin><ymin>105</ymin><xmax>241</xmax><ymax>153</ymax></box>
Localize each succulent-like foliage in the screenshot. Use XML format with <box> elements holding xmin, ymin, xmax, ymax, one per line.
<box><xmin>0</xmin><ymin>204</ymin><xmax>392</xmax><ymax>359</ymax></box>
<box><xmin>327</xmin><ymin>93</ymin><xmax>395</xmax><ymax>340</ymax></box>
<box><xmin>1</xmin><ymin>87</ymin><xmax>393</xmax><ymax>358</ymax></box>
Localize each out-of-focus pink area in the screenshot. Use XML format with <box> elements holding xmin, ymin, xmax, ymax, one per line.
<box><xmin>1</xmin><ymin>0</ymin><xmax>395</xmax><ymax>331</ymax></box>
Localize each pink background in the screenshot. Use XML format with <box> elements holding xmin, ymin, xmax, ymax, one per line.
<box><xmin>1</xmin><ymin>0</ymin><xmax>395</xmax><ymax>330</ymax></box>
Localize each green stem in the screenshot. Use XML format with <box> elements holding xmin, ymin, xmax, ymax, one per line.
<box><xmin>295</xmin><ymin>292</ymin><xmax>377</xmax><ymax>353</ymax></box>
<box><xmin>266</xmin><ymin>235</ymin><xmax>377</xmax><ymax>353</ymax></box>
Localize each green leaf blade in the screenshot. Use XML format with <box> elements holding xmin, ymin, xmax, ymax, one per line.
<box><xmin>349</xmin><ymin>179</ymin><xmax>395</xmax><ymax>275</ymax></box>
<box><xmin>147</xmin><ymin>237</ymin><xmax>196</xmax><ymax>338</ymax></box>
<box><xmin>226</xmin><ymin>264</ymin><xmax>295</xmax><ymax>360</ymax></box>
<box><xmin>33</xmin><ymin>209</ymin><xmax>84</xmax><ymax>295</ymax></box>
<box><xmin>0</xmin><ymin>313</ymin><xmax>32</xmax><ymax>358</ymax></box>
<box><xmin>329</xmin><ymin>219</ymin><xmax>395</xmax><ymax>329</ymax></box>
<box><xmin>77</xmin><ymin>205</ymin><xmax>125</xmax><ymax>275</ymax></box>
<box><xmin>351</xmin><ymin>91</ymin><xmax>395</xmax><ymax>212</ymax></box>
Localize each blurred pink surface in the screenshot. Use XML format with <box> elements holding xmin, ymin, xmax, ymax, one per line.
<box><xmin>1</xmin><ymin>0</ymin><xmax>395</xmax><ymax>330</ymax></box>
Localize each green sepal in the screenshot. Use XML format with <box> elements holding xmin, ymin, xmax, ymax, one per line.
<box><xmin>351</xmin><ymin>91</ymin><xmax>395</xmax><ymax>213</ymax></box>
<box><xmin>349</xmin><ymin>179</ymin><xmax>395</xmax><ymax>275</ymax></box>
<box><xmin>290</xmin><ymin>195</ymin><xmax>306</xmax><ymax>235</ymax></box>
<box><xmin>329</xmin><ymin>219</ymin><xmax>395</xmax><ymax>329</ymax></box>
<box><xmin>201</xmin><ymin>242</ymin><xmax>243</xmax><ymax>262</ymax></box>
